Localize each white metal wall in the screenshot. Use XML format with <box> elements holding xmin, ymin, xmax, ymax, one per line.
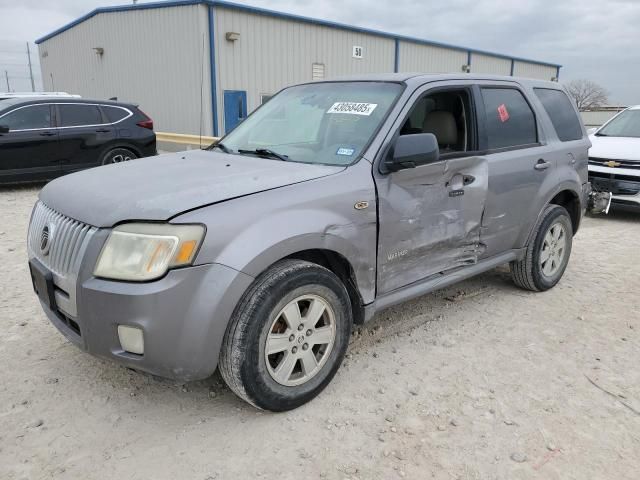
<box><xmin>37</xmin><ymin>3</ymin><xmax>561</xmax><ymax>136</ymax></box>
<box><xmin>38</xmin><ymin>5</ymin><xmax>213</xmax><ymax>136</ymax></box>
<box><xmin>213</xmin><ymin>6</ymin><xmax>396</xmax><ymax>132</ymax></box>
<box><xmin>512</xmin><ymin>60</ymin><xmax>557</xmax><ymax>81</ymax></box>
<box><xmin>470</xmin><ymin>53</ymin><xmax>511</xmax><ymax>75</ymax></box>
<box><xmin>580</xmin><ymin>110</ymin><xmax>624</xmax><ymax>128</ymax></box>
<box><xmin>397</xmin><ymin>42</ymin><xmax>467</xmax><ymax>74</ymax></box>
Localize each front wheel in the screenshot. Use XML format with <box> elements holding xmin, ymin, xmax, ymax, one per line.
<box><xmin>219</xmin><ymin>260</ymin><xmax>352</xmax><ymax>411</ymax></box>
<box><xmin>511</xmin><ymin>204</ymin><xmax>573</xmax><ymax>291</ymax></box>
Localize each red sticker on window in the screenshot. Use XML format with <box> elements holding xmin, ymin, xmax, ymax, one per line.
<box><xmin>497</xmin><ymin>103</ymin><xmax>510</xmax><ymax>123</ymax></box>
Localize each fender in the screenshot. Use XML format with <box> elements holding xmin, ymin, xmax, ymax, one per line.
<box><xmin>175</xmin><ymin>160</ymin><xmax>378</xmax><ymax>304</ymax></box>
<box><xmin>521</xmin><ymin>179</ymin><xmax>582</xmax><ymax>247</ymax></box>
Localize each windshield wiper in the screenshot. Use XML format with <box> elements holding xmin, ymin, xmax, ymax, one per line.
<box><xmin>209</xmin><ymin>142</ymin><xmax>234</xmax><ymax>153</ymax></box>
<box><xmin>237</xmin><ymin>148</ymin><xmax>289</xmax><ymax>161</ymax></box>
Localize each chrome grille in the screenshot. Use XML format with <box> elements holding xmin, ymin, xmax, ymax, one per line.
<box><xmin>28</xmin><ymin>201</ymin><xmax>98</xmax><ymax>317</ymax></box>
<box><xmin>589</xmin><ymin>157</ymin><xmax>640</xmax><ymax>170</ymax></box>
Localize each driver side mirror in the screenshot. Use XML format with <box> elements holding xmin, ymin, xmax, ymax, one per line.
<box><xmin>385</xmin><ymin>133</ymin><xmax>440</xmax><ymax>172</ymax></box>
<box><xmin>0</xmin><ymin>125</ymin><xmax>9</xmax><ymax>134</ymax></box>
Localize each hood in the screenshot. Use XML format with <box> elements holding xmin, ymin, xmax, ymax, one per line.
<box><xmin>589</xmin><ymin>135</ymin><xmax>640</xmax><ymax>161</ymax></box>
<box><xmin>40</xmin><ymin>150</ymin><xmax>343</xmax><ymax>227</ymax></box>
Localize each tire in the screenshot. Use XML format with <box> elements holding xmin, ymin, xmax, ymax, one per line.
<box><xmin>511</xmin><ymin>204</ymin><xmax>573</xmax><ymax>292</ymax></box>
<box><xmin>219</xmin><ymin>260</ymin><xmax>353</xmax><ymax>412</ymax></box>
<box><xmin>101</xmin><ymin>147</ymin><xmax>137</xmax><ymax>165</ymax></box>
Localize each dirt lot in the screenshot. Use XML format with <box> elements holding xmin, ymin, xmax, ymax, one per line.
<box><xmin>1</xmin><ymin>185</ymin><xmax>638</xmax><ymax>480</ymax></box>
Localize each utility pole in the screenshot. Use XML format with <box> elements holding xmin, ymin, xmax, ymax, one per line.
<box><xmin>4</xmin><ymin>70</ymin><xmax>10</xmax><ymax>92</ymax></box>
<box><xmin>26</xmin><ymin>42</ymin><xmax>35</xmax><ymax>92</ymax></box>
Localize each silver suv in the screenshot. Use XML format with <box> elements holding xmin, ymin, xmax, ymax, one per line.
<box><xmin>28</xmin><ymin>74</ymin><xmax>591</xmax><ymax>411</ymax></box>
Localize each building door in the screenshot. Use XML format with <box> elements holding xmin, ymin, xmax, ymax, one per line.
<box><xmin>223</xmin><ymin>90</ymin><xmax>247</xmax><ymax>133</ymax></box>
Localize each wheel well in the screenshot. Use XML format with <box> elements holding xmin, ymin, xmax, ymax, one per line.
<box><xmin>549</xmin><ymin>190</ymin><xmax>580</xmax><ymax>235</ymax></box>
<box><xmin>285</xmin><ymin>249</ymin><xmax>365</xmax><ymax>325</ymax></box>
<box><xmin>106</xmin><ymin>145</ymin><xmax>141</xmax><ymax>158</ymax></box>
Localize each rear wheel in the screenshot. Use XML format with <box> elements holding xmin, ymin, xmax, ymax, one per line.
<box><xmin>219</xmin><ymin>260</ymin><xmax>352</xmax><ymax>411</ymax></box>
<box><xmin>511</xmin><ymin>204</ymin><xmax>573</xmax><ymax>291</ymax></box>
<box><xmin>101</xmin><ymin>148</ymin><xmax>137</xmax><ymax>165</ymax></box>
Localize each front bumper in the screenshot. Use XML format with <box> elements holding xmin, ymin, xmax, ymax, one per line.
<box><xmin>588</xmin><ymin>164</ymin><xmax>640</xmax><ymax>209</ymax></box>
<box><xmin>37</xmin><ymin>262</ymin><xmax>254</xmax><ymax>381</ymax></box>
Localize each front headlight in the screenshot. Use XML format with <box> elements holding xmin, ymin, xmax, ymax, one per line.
<box><xmin>94</xmin><ymin>223</ymin><xmax>205</xmax><ymax>281</ymax></box>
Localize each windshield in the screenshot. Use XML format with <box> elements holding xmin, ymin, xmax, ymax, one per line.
<box><xmin>598</xmin><ymin>109</ymin><xmax>640</xmax><ymax>138</ymax></box>
<box><xmin>218</xmin><ymin>82</ymin><xmax>403</xmax><ymax>165</ymax></box>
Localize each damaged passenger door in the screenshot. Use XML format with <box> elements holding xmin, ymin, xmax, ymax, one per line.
<box><xmin>374</xmin><ymin>83</ymin><xmax>488</xmax><ymax>294</ymax></box>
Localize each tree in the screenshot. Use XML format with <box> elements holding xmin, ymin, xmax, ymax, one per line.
<box><xmin>564</xmin><ymin>79</ymin><xmax>609</xmax><ymax>111</ymax></box>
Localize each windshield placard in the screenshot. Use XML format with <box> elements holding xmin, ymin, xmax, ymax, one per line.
<box><xmin>327</xmin><ymin>102</ymin><xmax>378</xmax><ymax>116</ymax></box>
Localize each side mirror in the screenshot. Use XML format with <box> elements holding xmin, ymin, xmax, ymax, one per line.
<box><xmin>0</xmin><ymin>125</ymin><xmax>9</xmax><ymax>134</ymax></box>
<box><xmin>386</xmin><ymin>133</ymin><xmax>440</xmax><ymax>172</ymax></box>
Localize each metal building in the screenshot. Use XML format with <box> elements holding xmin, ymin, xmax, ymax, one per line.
<box><xmin>35</xmin><ymin>0</ymin><xmax>562</xmax><ymax>136</ymax></box>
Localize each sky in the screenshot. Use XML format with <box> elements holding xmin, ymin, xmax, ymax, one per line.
<box><xmin>0</xmin><ymin>0</ymin><xmax>638</xmax><ymax>104</ymax></box>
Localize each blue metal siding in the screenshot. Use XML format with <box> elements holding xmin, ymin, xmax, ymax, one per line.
<box><xmin>208</xmin><ymin>5</ymin><xmax>219</xmax><ymax>136</ymax></box>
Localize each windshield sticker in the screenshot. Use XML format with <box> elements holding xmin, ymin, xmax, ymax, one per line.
<box><xmin>497</xmin><ymin>103</ymin><xmax>510</xmax><ymax>123</ymax></box>
<box><xmin>327</xmin><ymin>102</ymin><xmax>378</xmax><ymax>116</ymax></box>
<box><xmin>336</xmin><ymin>147</ymin><xmax>355</xmax><ymax>156</ymax></box>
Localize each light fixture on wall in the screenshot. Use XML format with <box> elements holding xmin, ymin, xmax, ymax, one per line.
<box><xmin>93</xmin><ymin>47</ymin><xmax>104</xmax><ymax>56</ymax></box>
<box><xmin>461</xmin><ymin>64</ymin><xmax>471</xmax><ymax>73</ymax></box>
<box><xmin>225</xmin><ymin>32</ymin><xmax>240</xmax><ymax>41</ymax></box>
<box><xmin>551</xmin><ymin>77</ymin><xmax>558</xmax><ymax>82</ymax></box>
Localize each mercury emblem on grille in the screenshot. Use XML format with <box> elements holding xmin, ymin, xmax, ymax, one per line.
<box><xmin>40</xmin><ymin>223</ymin><xmax>53</xmax><ymax>256</ymax></box>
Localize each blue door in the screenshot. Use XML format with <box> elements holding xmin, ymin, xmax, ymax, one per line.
<box><xmin>223</xmin><ymin>90</ymin><xmax>247</xmax><ymax>133</ymax></box>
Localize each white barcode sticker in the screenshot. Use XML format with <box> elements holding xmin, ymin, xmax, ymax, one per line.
<box><xmin>327</xmin><ymin>102</ymin><xmax>378</xmax><ymax>116</ymax></box>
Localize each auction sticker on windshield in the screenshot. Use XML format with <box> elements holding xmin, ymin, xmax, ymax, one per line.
<box><xmin>327</xmin><ymin>102</ymin><xmax>378</xmax><ymax>116</ymax></box>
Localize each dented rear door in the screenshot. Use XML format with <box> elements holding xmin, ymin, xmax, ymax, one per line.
<box><xmin>374</xmin><ymin>81</ymin><xmax>489</xmax><ymax>295</ymax></box>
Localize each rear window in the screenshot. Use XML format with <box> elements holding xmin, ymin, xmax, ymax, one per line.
<box><xmin>534</xmin><ymin>88</ymin><xmax>583</xmax><ymax>141</ymax></box>
<box><xmin>58</xmin><ymin>104</ymin><xmax>103</xmax><ymax>127</ymax></box>
<box><xmin>102</xmin><ymin>106</ymin><xmax>130</xmax><ymax>123</ymax></box>
<box><xmin>481</xmin><ymin>88</ymin><xmax>537</xmax><ymax>150</ymax></box>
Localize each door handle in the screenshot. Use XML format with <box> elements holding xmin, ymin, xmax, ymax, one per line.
<box><xmin>39</xmin><ymin>131</ymin><xmax>56</xmax><ymax>137</ymax></box>
<box><xmin>534</xmin><ymin>159</ymin><xmax>551</xmax><ymax>171</ymax></box>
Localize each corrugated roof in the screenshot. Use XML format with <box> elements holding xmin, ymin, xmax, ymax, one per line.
<box><xmin>34</xmin><ymin>0</ymin><xmax>561</xmax><ymax>69</ymax></box>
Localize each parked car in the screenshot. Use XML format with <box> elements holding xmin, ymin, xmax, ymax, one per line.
<box><xmin>0</xmin><ymin>91</ymin><xmax>81</xmax><ymax>100</ymax></box>
<box><xmin>588</xmin><ymin>105</ymin><xmax>640</xmax><ymax>210</ymax></box>
<box><xmin>0</xmin><ymin>97</ymin><xmax>156</xmax><ymax>184</ymax></box>
<box><xmin>27</xmin><ymin>74</ymin><xmax>593</xmax><ymax>411</ymax></box>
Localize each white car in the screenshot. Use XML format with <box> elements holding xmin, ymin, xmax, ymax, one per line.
<box><xmin>588</xmin><ymin>105</ymin><xmax>640</xmax><ymax>210</ymax></box>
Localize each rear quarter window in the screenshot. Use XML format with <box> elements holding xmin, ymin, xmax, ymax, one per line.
<box><xmin>534</xmin><ymin>88</ymin><xmax>583</xmax><ymax>141</ymax></box>
<box><xmin>102</xmin><ymin>106</ymin><xmax>130</xmax><ymax>123</ymax></box>
<box><xmin>481</xmin><ymin>88</ymin><xmax>537</xmax><ymax>150</ymax></box>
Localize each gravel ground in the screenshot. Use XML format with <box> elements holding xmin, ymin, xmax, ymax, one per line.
<box><xmin>1</xmin><ymin>185</ymin><xmax>638</xmax><ymax>480</ymax></box>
